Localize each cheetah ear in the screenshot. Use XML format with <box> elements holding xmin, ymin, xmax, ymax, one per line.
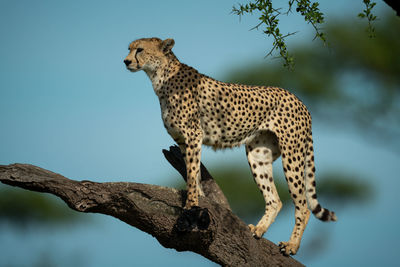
<box><xmin>161</xmin><ymin>38</ymin><xmax>175</xmax><ymax>53</ymax></box>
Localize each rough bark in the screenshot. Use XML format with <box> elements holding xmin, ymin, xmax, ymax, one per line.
<box><xmin>0</xmin><ymin>147</ymin><xmax>304</xmax><ymax>267</ymax></box>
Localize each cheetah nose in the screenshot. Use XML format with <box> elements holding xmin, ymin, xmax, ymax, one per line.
<box><xmin>124</xmin><ymin>59</ymin><xmax>132</xmax><ymax>67</ymax></box>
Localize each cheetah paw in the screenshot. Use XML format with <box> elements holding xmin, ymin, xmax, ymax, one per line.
<box><xmin>248</xmin><ymin>224</ymin><xmax>265</xmax><ymax>239</ymax></box>
<box><xmin>176</xmin><ymin>206</ymin><xmax>210</xmax><ymax>232</ymax></box>
<box><xmin>279</xmin><ymin>241</ymin><xmax>299</xmax><ymax>256</ymax></box>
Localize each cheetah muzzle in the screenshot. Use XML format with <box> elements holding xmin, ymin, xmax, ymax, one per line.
<box><xmin>124</xmin><ymin>37</ymin><xmax>337</xmax><ymax>256</ymax></box>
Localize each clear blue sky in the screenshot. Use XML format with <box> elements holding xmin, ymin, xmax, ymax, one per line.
<box><xmin>0</xmin><ymin>1</ymin><xmax>399</xmax><ymax>266</ymax></box>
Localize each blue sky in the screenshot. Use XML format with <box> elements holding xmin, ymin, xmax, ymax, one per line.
<box><xmin>0</xmin><ymin>1</ymin><xmax>399</xmax><ymax>266</ymax></box>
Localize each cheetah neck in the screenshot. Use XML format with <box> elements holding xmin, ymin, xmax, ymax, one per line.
<box><xmin>144</xmin><ymin>57</ymin><xmax>181</xmax><ymax>94</ymax></box>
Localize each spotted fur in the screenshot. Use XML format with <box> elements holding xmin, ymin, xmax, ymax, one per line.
<box><xmin>124</xmin><ymin>37</ymin><xmax>337</xmax><ymax>255</ymax></box>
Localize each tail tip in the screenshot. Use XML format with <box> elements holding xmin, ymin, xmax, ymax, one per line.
<box><xmin>321</xmin><ymin>210</ymin><xmax>337</xmax><ymax>222</ymax></box>
<box><xmin>313</xmin><ymin>204</ymin><xmax>337</xmax><ymax>222</ymax></box>
<box><xmin>331</xmin><ymin>212</ymin><xmax>337</xmax><ymax>222</ymax></box>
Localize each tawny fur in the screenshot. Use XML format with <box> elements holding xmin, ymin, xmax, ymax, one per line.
<box><xmin>124</xmin><ymin>37</ymin><xmax>336</xmax><ymax>255</ymax></box>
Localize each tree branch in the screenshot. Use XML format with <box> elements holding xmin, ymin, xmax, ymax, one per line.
<box><xmin>0</xmin><ymin>147</ymin><xmax>304</xmax><ymax>267</ymax></box>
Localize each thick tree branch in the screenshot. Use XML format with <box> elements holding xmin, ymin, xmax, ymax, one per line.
<box><xmin>0</xmin><ymin>148</ymin><xmax>304</xmax><ymax>267</ymax></box>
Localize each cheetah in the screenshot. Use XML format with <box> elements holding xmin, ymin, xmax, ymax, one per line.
<box><xmin>123</xmin><ymin>37</ymin><xmax>337</xmax><ymax>256</ymax></box>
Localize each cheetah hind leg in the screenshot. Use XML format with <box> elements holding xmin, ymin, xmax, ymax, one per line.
<box><xmin>278</xmin><ymin>142</ymin><xmax>311</xmax><ymax>256</ymax></box>
<box><xmin>245</xmin><ymin>133</ymin><xmax>282</xmax><ymax>238</ymax></box>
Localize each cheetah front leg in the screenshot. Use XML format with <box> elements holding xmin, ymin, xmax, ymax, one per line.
<box><xmin>176</xmin><ymin>131</ymin><xmax>210</xmax><ymax>232</ymax></box>
<box><xmin>179</xmin><ymin>137</ymin><xmax>204</xmax><ymax>209</ymax></box>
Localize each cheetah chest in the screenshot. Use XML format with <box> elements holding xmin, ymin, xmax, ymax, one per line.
<box><xmin>159</xmin><ymin>93</ymin><xmax>199</xmax><ymax>143</ymax></box>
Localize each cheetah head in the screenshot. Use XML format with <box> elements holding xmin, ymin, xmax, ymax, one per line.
<box><xmin>124</xmin><ymin>37</ymin><xmax>175</xmax><ymax>73</ymax></box>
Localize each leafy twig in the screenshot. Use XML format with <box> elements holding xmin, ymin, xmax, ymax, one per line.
<box><xmin>358</xmin><ymin>0</ymin><xmax>377</xmax><ymax>37</ymax></box>
<box><xmin>232</xmin><ymin>0</ymin><xmax>326</xmax><ymax>69</ymax></box>
<box><xmin>232</xmin><ymin>0</ymin><xmax>295</xmax><ymax>69</ymax></box>
<box><xmin>295</xmin><ymin>0</ymin><xmax>326</xmax><ymax>43</ymax></box>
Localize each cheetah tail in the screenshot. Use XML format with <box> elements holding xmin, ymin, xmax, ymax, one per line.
<box><xmin>304</xmin><ymin>135</ymin><xmax>337</xmax><ymax>222</ymax></box>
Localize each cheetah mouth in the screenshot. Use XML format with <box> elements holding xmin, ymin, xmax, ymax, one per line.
<box><xmin>127</xmin><ymin>65</ymin><xmax>141</xmax><ymax>72</ymax></box>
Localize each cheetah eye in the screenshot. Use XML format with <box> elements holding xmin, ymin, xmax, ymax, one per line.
<box><xmin>136</xmin><ymin>48</ymin><xmax>144</xmax><ymax>53</ymax></box>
